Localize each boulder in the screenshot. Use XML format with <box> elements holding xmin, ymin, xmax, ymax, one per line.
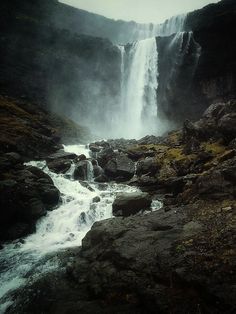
<box><xmin>46</xmin><ymin>151</ymin><xmax>77</xmax><ymax>161</ymax></box>
<box><xmin>0</xmin><ymin>165</ymin><xmax>60</xmax><ymax>241</ymax></box>
<box><xmin>74</xmin><ymin>160</ymin><xmax>93</xmax><ymax>181</ymax></box>
<box><xmin>136</xmin><ymin>157</ymin><xmax>159</xmax><ymax>177</ymax></box>
<box><xmin>89</xmin><ymin>144</ymin><xmax>102</xmax><ymax>153</ymax></box>
<box><xmin>104</xmin><ymin>153</ymin><xmax>135</xmax><ymax>181</ymax></box>
<box><xmin>96</xmin><ymin>147</ymin><xmax>115</xmax><ymax>168</ymax></box>
<box><xmin>47</xmin><ymin>158</ymin><xmax>71</xmax><ymax>174</ymax></box>
<box><xmin>93</xmin><ymin>165</ymin><xmax>104</xmax><ymax>178</ymax></box>
<box><xmin>112</xmin><ymin>192</ymin><xmax>152</xmax><ymax>217</ymax></box>
<box><xmin>94</xmin><ymin>174</ymin><xmax>108</xmax><ymax>183</ymax></box>
<box><xmin>218</xmin><ymin>113</ymin><xmax>236</xmax><ymax>140</ymax></box>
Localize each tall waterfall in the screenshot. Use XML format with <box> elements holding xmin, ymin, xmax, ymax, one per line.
<box><xmin>117</xmin><ymin>38</ymin><xmax>160</xmax><ymax>138</ymax></box>
<box><xmin>114</xmin><ymin>14</ymin><xmax>200</xmax><ymax>139</ymax></box>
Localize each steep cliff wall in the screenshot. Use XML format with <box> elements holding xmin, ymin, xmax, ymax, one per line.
<box><xmin>0</xmin><ymin>0</ymin><xmax>121</xmax><ymax>131</ymax></box>
<box><xmin>157</xmin><ymin>0</ymin><xmax>236</xmax><ymax>123</ymax></box>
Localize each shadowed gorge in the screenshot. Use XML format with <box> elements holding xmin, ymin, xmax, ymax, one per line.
<box><xmin>0</xmin><ymin>0</ymin><xmax>235</xmax><ymax>313</ymax></box>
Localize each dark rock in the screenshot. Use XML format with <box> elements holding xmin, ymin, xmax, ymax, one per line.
<box><xmin>104</xmin><ymin>153</ymin><xmax>135</xmax><ymax>182</ymax></box>
<box><xmin>0</xmin><ymin>165</ymin><xmax>60</xmax><ymax>241</ymax></box>
<box><xmin>127</xmin><ymin>149</ymin><xmax>155</xmax><ymax>161</ymax></box>
<box><xmin>138</xmin><ymin>135</ymin><xmax>163</xmax><ymax>145</ymax></box>
<box><xmin>229</xmin><ymin>138</ymin><xmax>236</xmax><ymax>149</ymax></box>
<box><xmin>136</xmin><ymin>157</ymin><xmax>159</xmax><ymax>177</ymax></box>
<box><xmin>92</xmin><ymin>196</ymin><xmax>101</xmax><ymax>203</ymax></box>
<box><xmin>93</xmin><ymin>165</ymin><xmax>104</xmax><ymax>178</ymax></box>
<box><xmin>89</xmin><ymin>144</ymin><xmax>102</xmax><ymax>153</ymax></box>
<box><xmin>74</xmin><ymin>160</ymin><xmax>93</xmax><ymax>181</ymax></box>
<box><xmin>80</xmin><ymin>181</ymin><xmax>95</xmax><ymax>192</ymax></box>
<box><xmin>46</xmin><ymin>151</ymin><xmax>77</xmax><ymax>161</ymax></box>
<box><xmin>47</xmin><ymin>158</ymin><xmax>71</xmax><ymax>174</ymax></box>
<box><xmin>112</xmin><ymin>192</ymin><xmax>152</xmax><ymax>217</ymax></box>
<box><xmin>94</xmin><ymin>174</ymin><xmax>108</xmax><ymax>183</ymax></box>
<box><xmin>218</xmin><ymin>113</ymin><xmax>236</xmax><ymax>140</ymax></box>
<box><xmin>202</xmin><ymin>102</ymin><xmax>225</xmax><ymax>120</ymax></box>
<box><xmin>3</xmin><ymin>222</ymin><xmax>33</xmax><ymax>241</ymax></box>
<box><xmin>97</xmin><ymin>148</ymin><xmax>115</xmax><ymax>168</ymax></box>
<box><xmin>76</xmin><ymin>154</ymin><xmax>87</xmax><ymax>162</ymax></box>
<box><xmin>5</xmin><ymin>152</ymin><xmax>22</xmax><ymax>164</ymax></box>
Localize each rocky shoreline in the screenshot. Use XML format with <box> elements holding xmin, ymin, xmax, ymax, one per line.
<box><xmin>0</xmin><ymin>98</ymin><xmax>235</xmax><ymax>313</ymax></box>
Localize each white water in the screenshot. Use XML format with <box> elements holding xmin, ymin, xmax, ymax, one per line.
<box><xmin>114</xmin><ymin>15</ymin><xmax>191</xmax><ymax>139</ymax></box>
<box><xmin>0</xmin><ymin>145</ymin><xmax>161</xmax><ymax>313</ymax></box>
<box><xmin>121</xmin><ymin>13</ymin><xmax>187</xmax><ymax>44</ymax></box>
<box><xmin>116</xmin><ymin>37</ymin><xmax>170</xmax><ymax>138</ymax></box>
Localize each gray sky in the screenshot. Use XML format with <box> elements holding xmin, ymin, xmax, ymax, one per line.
<box><xmin>59</xmin><ymin>0</ymin><xmax>220</xmax><ymax>23</ymax></box>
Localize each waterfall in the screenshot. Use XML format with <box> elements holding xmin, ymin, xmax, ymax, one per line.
<box><xmin>114</xmin><ymin>15</ymin><xmax>200</xmax><ymax>139</ymax></box>
<box><xmin>121</xmin><ymin>14</ymin><xmax>187</xmax><ymax>44</ymax></box>
<box><xmin>116</xmin><ymin>38</ymin><xmax>159</xmax><ymax>138</ymax></box>
<box><xmin>156</xmin><ymin>14</ymin><xmax>187</xmax><ymax>37</ymax></box>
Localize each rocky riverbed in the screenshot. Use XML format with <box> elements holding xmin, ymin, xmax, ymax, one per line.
<box><xmin>0</xmin><ymin>98</ymin><xmax>236</xmax><ymax>313</ymax></box>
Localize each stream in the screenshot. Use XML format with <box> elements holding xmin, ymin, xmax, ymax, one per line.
<box><xmin>0</xmin><ymin>144</ymin><xmax>161</xmax><ymax>313</ymax></box>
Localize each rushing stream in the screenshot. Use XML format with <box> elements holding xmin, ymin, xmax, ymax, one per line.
<box><xmin>0</xmin><ymin>145</ymin><xmax>161</xmax><ymax>313</ymax></box>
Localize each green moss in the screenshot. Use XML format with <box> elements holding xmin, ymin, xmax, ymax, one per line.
<box><xmin>201</xmin><ymin>142</ymin><xmax>226</xmax><ymax>155</ymax></box>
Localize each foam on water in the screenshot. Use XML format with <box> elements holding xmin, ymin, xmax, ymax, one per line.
<box><xmin>0</xmin><ymin>145</ymin><xmax>160</xmax><ymax>313</ymax></box>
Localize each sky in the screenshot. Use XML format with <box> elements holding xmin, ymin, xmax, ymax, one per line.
<box><xmin>59</xmin><ymin>0</ymin><xmax>220</xmax><ymax>23</ymax></box>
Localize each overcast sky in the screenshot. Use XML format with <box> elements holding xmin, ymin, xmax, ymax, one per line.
<box><xmin>59</xmin><ymin>0</ymin><xmax>220</xmax><ymax>23</ymax></box>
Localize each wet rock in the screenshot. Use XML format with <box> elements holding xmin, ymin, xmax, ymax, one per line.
<box><xmin>136</xmin><ymin>157</ymin><xmax>159</xmax><ymax>177</ymax></box>
<box><xmin>46</xmin><ymin>151</ymin><xmax>77</xmax><ymax>161</ymax></box>
<box><xmin>94</xmin><ymin>174</ymin><xmax>108</xmax><ymax>183</ymax></box>
<box><xmin>0</xmin><ymin>165</ymin><xmax>60</xmax><ymax>241</ymax></box>
<box><xmin>104</xmin><ymin>153</ymin><xmax>135</xmax><ymax>182</ymax></box>
<box><xmin>74</xmin><ymin>160</ymin><xmax>93</xmax><ymax>181</ymax></box>
<box><xmin>92</xmin><ymin>196</ymin><xmax>101</xmax><ymax>203</ymax></box>
<box><xmin>112</xmin><ymin>192</ymin><xmax>152</xmax><ymax>217</ymax></box>
<box><xmin>76</xmin><ymin>154</ymin><xmax>87</xmax><ymax>162</ymax></box>
<box><xmin>89</xmin><ymin>144</ymin><xmax>102</xmax><ymax>153</ymax></box>
<box><xmin>80</xmin><ymin>181</ymin><xmax>95</xmax><ymax>192</ymax></box>
<box><xmin>47</xmin><ymin>158</ymin><xmax>71</xmax><ymax>174</ymax></box>
<box><xmin>96</xmin><ymin>147</ymin><xmax>115</xmax><ymax>168</ymax></box>
<box><xmin>93</xmin><ymin>165</ymin><xmax>104</xmax><ymax>178</ymax></box>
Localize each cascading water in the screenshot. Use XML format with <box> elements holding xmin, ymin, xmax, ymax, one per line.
<box><xmin>115</xmin><ymin>15</ymin><xmax>200</xmax><ymax>139</ymax></box>
<box><xmin>121</xmin><ymin>13</ymin><xmax>187</xmax><ymax>44</ymax></box>
<box><xmin>117</xmin><ymin>38</ymin><xmax>159</xmax><ymax>138</ymax></box>
<box><xmin>0</xmin><ymin>145</ymin><xmax>161</xmax><ymax>313</ymax></box>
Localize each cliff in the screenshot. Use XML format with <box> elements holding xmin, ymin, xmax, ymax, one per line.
<box><xmin>157</xmin><ymin>0</ymin><xmax>236</xmax><ymax>123</ymax></box>
<box><xmin>0</xmin><ymin>0</ymin><xmax>121</xmax><ymax>131</ymax></box>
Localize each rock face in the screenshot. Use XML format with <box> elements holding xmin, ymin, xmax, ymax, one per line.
<box><xmin>157</xmin><ymin>0</ymin><xmax>236</xmax><ymax>124</ymax></box>
<box><xmin>3</xmin><ymin>99</ymin><xmax>236</xmax><ymax>313</ymax></box>
<box><xmin>74</xmin><ymin>160</ymin><xmax>93</xmax><ymax>181</ymax></box>
<box><xmin>104</xmin><ymin>153</ymin><xmax>135</xmax><ymax>182</ymax></box>
<box><xmin>0</xmin><ymin>1</ymin><xmax>121</xmax><ymax>133</ymax></box>
<box><xmin>0</xmin><ymin>157</ymin><xmax>60</xmax><ymax>241</ymax></box>
<box><xmin>112</xmin><ymin>192</ymin><xmax>152</xmax><ymax>217</ymax></box>
<box><xmin>0</xmin><ymin>96</ymin><xmax>90</xmax><ymax>160</ymax></box>
<box><xmin>7</xmin><ymin>206</ymin><xmax>236</xmax><ymax>313</ymax></box>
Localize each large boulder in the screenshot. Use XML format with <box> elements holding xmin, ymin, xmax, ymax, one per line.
<box><xmin>47</xmin><ymin>158</ymin><xmax>72</xmax><ymax>174</ymax></box>
<box><xmin>112</xmin><ymin>192</ymin><xmax>152</xmax><ymax>217</ymax></box>
<box><xmin>96</xmin><ymin>147</ymin><xmax>115</xmax><ymax>168</ymax></box>
<box><xmin>0</xmin><ymin>165</ymin><xmax>60</xmax><ymax>241</ymax></box>
<box><xmin>136</xmin><ymin>157</ymin><xmax>159</xmax><ymax>177</ymax></box>
<box><xmin>104</xmin><ymin>153</ymin><xmax>135</xmax><ymax>181</ymax></box>
<box><xmin>218</xmin><ymin>113</ymin><xmax>236</xmax><ymax>140</ymax></box>
<box><xmin>74</xmin><ymin>160</ymin><xmax>93</xmax><ymax>181</ymax></box>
